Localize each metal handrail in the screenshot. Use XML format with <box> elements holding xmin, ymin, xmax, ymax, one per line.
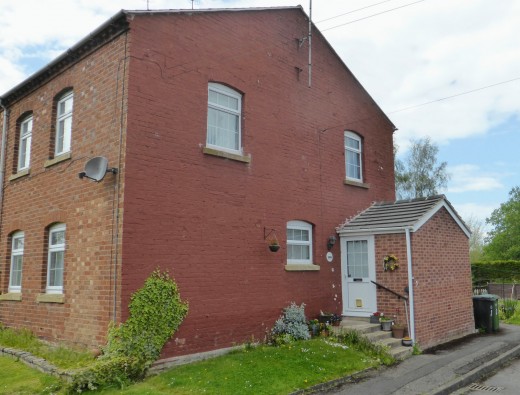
<box><xmin>371</xmin><ymin>280</ymin><xmax>408</xmax><ymax>300</ymax></box>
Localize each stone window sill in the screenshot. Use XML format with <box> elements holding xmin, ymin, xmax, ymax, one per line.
<box><xmin>0</xmin><ymin>293</ymin><xmax>22</xmax><ymax>301</ymax></box>
<box><xmin>203</xmin><ymin>147</ymin><xmax>251</xmax><ymax>163</ymax></box>
<box><xmin>285</xmin><ymin>264</ymin><xmax>320</xmax><ymax>271</ymax></box>
<box><xmin>344</xmin><ymin>179</ymin><xmax>370</xmax><ymax>189</ymax></box>
<box><xmin>9</xmin><ymin>168</ymin><xmax>30</xmax><ymax>181</ymax></box>
<box><xmin>36</xmin><ymin>293</ymin><xmax>65</xmax><ymax>304</ymax></box>
<box><xmin>44</xmin><ymin>152</ymin><xmax>71</xmax><ymax>168</ymax></box>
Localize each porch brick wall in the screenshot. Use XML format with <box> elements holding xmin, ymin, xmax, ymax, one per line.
<box><xmin>0</xmin><ymin>34</ymin><xmax>128</xmax><ymax>347</ymax></box>
<box><xmin>121</xmin><ymin>9</ymin><xmax>396</xmax><ymax>357</ymax></box>
<box><xmin>374</xmin><ymin>234</ymin><xmax>410</xmax><ymax>326</ymax></box>
<box><xmin>374</xmin><ymin>207</ymin><xmax>474</xmax><ymax>348</ymax></box>
<box><xmin>411</xmin><ymin>208</ymin><xmax>475</xmax><ymax>349</ymax></box>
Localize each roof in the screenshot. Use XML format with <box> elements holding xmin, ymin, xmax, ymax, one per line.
<box><xmin>0</xmin><ymin>6</ymin><xmax>396</xmax><ymax>130</ymax></box>
<box><xmin>337</xmin><ymin>195</ymin><xmax>470</xmax><ymax>237</ymax></box>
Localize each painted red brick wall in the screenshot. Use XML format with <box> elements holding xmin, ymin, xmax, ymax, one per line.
<box><xmin>122</xmin><ymin>9</ymin><xmax>396</xmax><ymax>357</ymax></box>
<box><xmin>412</xmin><ymin>208</ymin><xmax>475</xmax><ymax>349</ymax></box>
<box><xmin>0</xmin><ymin>34</ymin><xmax>128</xmax><ymax>347</ymax></box>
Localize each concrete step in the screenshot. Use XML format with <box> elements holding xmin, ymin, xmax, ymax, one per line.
<box><xmin>337</xmin><ymin>316</ymin><xmax>414</xmax><ymax>361</ymax></box>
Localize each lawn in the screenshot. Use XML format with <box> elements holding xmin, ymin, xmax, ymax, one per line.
<box><xmin>0</xmin><ymin>325</ymin><xmax>390</xmax><ymax>394</ymax></box>
<box><xmin>0</xmin><ymin>356</ymin><xmax>63</xmax><ymax>394</ymax></box>
<box><xmin>99</xmin><ymin>338</ymin><xmax>382</xmax><ymax>394</ymax></box>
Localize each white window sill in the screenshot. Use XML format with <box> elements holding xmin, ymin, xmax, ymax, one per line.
<box><xmin>344</xmin><ymin>179</ymin><xmax>370</xmax><ymax>189</ymax></box>
<box><xmin>36</xmin><ymin>293</ymin><xmax>65</xmax><ymax>304</ymax></box>
<box><xmin>285</xmin><ymin>264</ymin><xmax>320</xmax><ymax>271</ymax></box>
<box><xmin>0</xmin><ymin>292</ymin><xmax>22</xmax><ymax>301</ymax></box>
<box><xmin>9</xmin><ymin>168</ymin><xmax>30</xmax><ymax>181</ymax></box>
<box><xmin>44</xmin><ymin>152</ymin><xmax>71</xmax><ymax>168</ymax></box>
<box><xmin>203</xmin><ymin>147</ymin><xmax>251</xmax><ymax>163</ymax></box>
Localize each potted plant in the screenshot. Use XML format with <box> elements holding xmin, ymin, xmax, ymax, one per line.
<box><xmin>370</xmin><ymin>311</ymin><xmax>382</xmax><ymax>324</ymax></box>
<box><xmin>318</xmin><ymin>311</ymin><xmax>334</xmax><ymax>324</ymax></box>
<box><xmin>402</xmin><ymin>336</ymin><xmax>413</xmax><ymax>346</ymax></box>
<box><xmin>392</xmin><ymin>322</ymin><xmax>405</xmax><ymax>338</ymax></box>
<box><xmin>308</xmin><ymin>319</ymin><xmax>320</xmax><ymax>337</ymax></box>
<box><xmin>330</xmin><ymin>313</ymin><xmax>342</xmax><ymax>326</ymax></box>
<box><xmin>268</xmin><ymin>238</ymin><xmax>280</xmax><ymax>252</ymax></box>
<box><xmin>380</xmin><ymin>316</ymin><xmax>393</xmax><ymax>331</ymax></box>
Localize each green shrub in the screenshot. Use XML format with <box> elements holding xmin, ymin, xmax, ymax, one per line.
<box><xmin>68</xmin><ymin>270</ymin><xmax>188</xmax><ymax>393</ymax></box>
<box><xmin>500</xmin><ymin>298</ymin><xmax>518</xmax><ymax>320</ymax></box>
<box><xmin>68</xmin><ymin>356</ymin><xmax>146</xmax><ymax>392</ymax></box>
<box><xmin>271</xmin><ymin>302</ymin><xmax>311</xmax><ymax>344</ymax></box>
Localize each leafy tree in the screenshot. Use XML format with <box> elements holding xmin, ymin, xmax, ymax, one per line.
<box><xmin>394</xmin><ymin>137</ymin><xmax>450</xmax><ymax>199</ymax></box>
<box><xmin>483</xmin><ymin>186</ymin><xmax>520</xmax><ymax>260</ymax></box>
<box><xmin>465</xmin><ymin>215</ymin><xmax>485</xmax><ymax>262</ymax></box>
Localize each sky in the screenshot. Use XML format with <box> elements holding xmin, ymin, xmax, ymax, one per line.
<box><xmin>1</xmin><ymin>0</ymin><xmax>519</xmax><ymax>229</ymax></box>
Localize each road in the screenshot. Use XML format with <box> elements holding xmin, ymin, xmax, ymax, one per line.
<box><xmin>454</xmin><ymin>357</ymin><xmax>520</xmax><ymax>395</ymax></box>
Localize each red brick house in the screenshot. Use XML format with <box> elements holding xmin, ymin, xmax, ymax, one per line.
<box><xmin>0</xmin><ymin>7</ymin><xmax>472</xmax><ymax>360</ymax></box>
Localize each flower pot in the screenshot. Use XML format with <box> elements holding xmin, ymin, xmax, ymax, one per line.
<box><xmin>392</xmin><ymin>326</ymin><xmax>405</xmax><ymax>338</ymax></box>
<box><xmin>402</xmin><ymin>337</ymin><xmax>413</xmax><ymax>347</ymax></box>
<box><xmin>318</xmin><ymin>315</ymin><xmax>333</xmax><ymax>324</ymax></box>
<box><xmin>269</xmin><ymin>244</ymin><xmax>280</xmax><ymax>252</ymax></box>
<box><xmin>369</xmin><ymin>315</ymin><xmax>380</xmax><ymax>324</ymax></box>
<box><xmin>381</xmin><ymin>321</ymin><xmax>393</xmax><ymax>331</ymax></box>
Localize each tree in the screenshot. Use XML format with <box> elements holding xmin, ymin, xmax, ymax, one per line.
<box><xmin>394</xmin><ymin>137</ymin><xmax>450</xmax><ymax>199</ymax></box>
<box><xmin>483</xmin><ymin>186</ymin><xmax>520</xmax><ymax>260</ymax></box>
<box><xmin>465</xmin><ymin>215</ymin><xmax>485</xmax><ymax>262</ymax></box>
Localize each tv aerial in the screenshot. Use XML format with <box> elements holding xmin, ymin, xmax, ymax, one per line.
<box><xmin>78</xmin><ymin>156</ymin><xmax>118</xmax><ymax>182</ymax></box>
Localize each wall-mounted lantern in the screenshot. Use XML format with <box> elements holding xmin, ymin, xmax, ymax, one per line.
<box><xmin>327</xmin><ymin>235</ymin><xmax>337</xmax><ymax>250</ymax></box>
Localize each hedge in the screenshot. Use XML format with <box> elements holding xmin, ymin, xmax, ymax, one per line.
<box><xmin>472</xmin><ymin>260</ymin><xmax>520</xmax><ymax>283</ymax></box>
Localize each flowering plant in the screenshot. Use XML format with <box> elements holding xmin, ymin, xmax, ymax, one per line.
<box><xmin>372</xmin><ymin>312</ymin><xmax>382</xmax><ymax>317</ymax></box>
<box><xmin>383</xmin><ymin>254</ymin><xmax>399</xmax><ymax>271</ymax></box>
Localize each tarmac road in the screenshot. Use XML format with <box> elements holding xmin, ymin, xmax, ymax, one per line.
<box><xmin>454</xmin><ymin>357</ymin><xmax>520</xmax><ymax>395</ymax></box>
<box><xmin>321</xmin><ymin>324</ymin><xmax>520</xmax><ymax>395</ymax></box>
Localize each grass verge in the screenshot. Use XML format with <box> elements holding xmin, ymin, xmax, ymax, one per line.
<box><xmin>0</xmin><ymin>325</ymin><xmax>94</xmax><ymax>370</ymax></box>
<box><xmin>0</xmin><ymin>356</ymin><xmax>64</xmax><ymax>394</ymax></box>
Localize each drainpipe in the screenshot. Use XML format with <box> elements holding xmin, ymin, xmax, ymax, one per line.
<box><xmin>405</xmin><ymin>227</ymin><xmax>416</xmax><ymax>343</ymax></box>
<box><xmin>0</xmin><ymin>99</ymin><xmax>9</xmax><ymax>218</ymax></box>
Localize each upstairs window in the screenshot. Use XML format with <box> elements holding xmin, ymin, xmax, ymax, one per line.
<box><xmin>55</xmin><ymin>92</ymin><xmax>73</xmax><ymax>156</ymax></box>
<box><xmin>207</xmin><ymin>83</ymin><xmax>242</xmax><ymax>153</ymax></box>
<box><xmin>8</xmin><ymin>231</ymin><xmax>24</xmax><ymax>293</ymax></box>
<box><xmin>345</xmin><ymin>131</ymin><xmax>363</xmax><ymax>182</ymax></box>
<box><xmin>18</xmin><ymin>115</ymin><xmax>32</xmax><ymax>171</ymax></box>
<box><xmin>287</xmin><ymin>220</ymin><xmax>313</xmax><ymax>264</ymax></box>
<box><xmin>47</xmin><ymin>224</ymin><xmax>66</xmax><ymax>294</ymax></box>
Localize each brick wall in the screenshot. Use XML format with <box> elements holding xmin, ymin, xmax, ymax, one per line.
<box><xmin>0</xmin><ymin>33</ymin><xmax>128</xmax><ymax>347</ymax></box>
<box><xmin>121</xmin><ymin>9</ymin><xmax>396</xmax><ymax>357</ymax></box>
<box><xmin>374</xmin><ymin>233</ymin><xmax>410</xmax><ymax>326</ymax></box>
<box><xmin>412</xmin><ymin>208</ymin><xmax>475</xmax><ymax>349</ymax></box>
<box><xmin>372</xmin><ymin>208</ymin><xmax>474</xmax><ymax>348</ymax></box>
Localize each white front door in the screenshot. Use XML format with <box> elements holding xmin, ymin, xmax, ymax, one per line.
<box><xmin>341</xmin><ymin>236</ymin><xmax>377</xmax><ymax>316</ymax></box>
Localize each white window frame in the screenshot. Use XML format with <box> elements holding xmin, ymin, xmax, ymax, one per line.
<box><xmin>345</xmin><ymin>131</ymin><xmax>363</xmax><ymax>182</ymax></box>
<box><xmin>18</xmin><ymin>116</ymin><xmax>32</xmax><ymax>171</ymax></box>
<box><xmin>206</xmin><ymin>83</ymin><xmax>242</xmax><ymax>154</ymax></box>
<box><xmin>46</xmin><ymin>224</ymin><xmax>66</xmax><ymax>294</ymax></box>
<box><xmin>286</xmin><ymin>220</ymin><xmax>313</xmax><ymax>264</ymax></box>
<box><xmin>55</xmin><ymin>92</ymin><xmax>73</xmax><ymax>156</ymax></box>
<box><xmin>8</xmin><ymin>231</ymin><xmax>24</xmax><ymax>293</ymax></box>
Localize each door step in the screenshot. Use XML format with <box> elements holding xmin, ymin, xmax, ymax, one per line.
<box><xmin>331</xmin><ymin>317</ymin><xmax>413</xmax><ymax>360</ymax></box>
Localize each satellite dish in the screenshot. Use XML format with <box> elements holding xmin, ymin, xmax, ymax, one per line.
<box><xmin>78</xmin><ymin>156</ymin><xmax>118</xmax><ymax>182</ymax></box>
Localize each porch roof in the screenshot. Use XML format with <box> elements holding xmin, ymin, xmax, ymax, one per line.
<box><xmin>337</xmin><ymin>195</ymin><xmax>470</xmax><ymax>237</ymax></box>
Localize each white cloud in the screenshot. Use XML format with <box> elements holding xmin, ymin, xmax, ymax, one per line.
<box><xmin>453</xmin><ymin>202</ymin><xmax>497</xmax><ymax>227</ymax></box>
<box><xmin>448</xmin><ymin>164</ymin><xmax>504</xmax><ymax>193</ymax></box>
